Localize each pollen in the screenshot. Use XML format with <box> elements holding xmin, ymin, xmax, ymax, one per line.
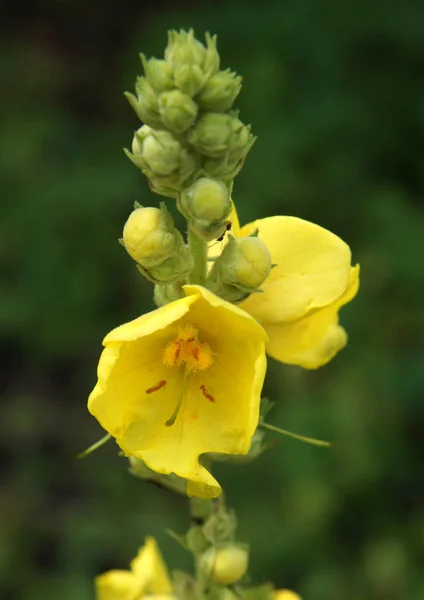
<box><xmin>162</xmin><ymin>324</ymin><xmax>213</xmax><ymax>373</ymax></box>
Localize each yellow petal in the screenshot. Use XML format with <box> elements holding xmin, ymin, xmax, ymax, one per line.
<box><xmin>239</xmin><ymin>216</ymin><xmax>352</xmax><ymax>324</ymax></box>
<box><xmin>95</xmin><ymin>570</ymin><xmax>139</xmax><ymax>600</ymax></box>
<box><xmin>264</xmin><ymin>265</ymin><xmax>359</xmax><ymax>368</ymax></box>
<box><xmin>88</xmin><ymin>286</ymin><xmax>267</xmax><ymax>498</ymax></box>
<box><xmin>95</xmin><ymin>538</ymin><xmax>172</xmax><ymax>600</ymax></box>
<box><xmin>274</xmin><ymin>591</ymin><xmax>302</xmax><ymax>600</ymax></box>
<box><xmin>131</xmin><ymin>538</ymin><xmax>172</xmax><ymax>595</ymax></box>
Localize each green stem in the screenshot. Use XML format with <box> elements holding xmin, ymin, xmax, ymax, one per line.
<box><xmin>188</xmin><ymin>227</ymin><xmax>208</xmax><ymax>285</ymax></box>
<box><xmin>77</xmin><ymin>433</ymin><xmax>112</xmax><ymax>458</ymax></box>
<box><xmin>261</xmin><ymin>422</ymin><xmax>332</xmax><ymax>448</ymax></box>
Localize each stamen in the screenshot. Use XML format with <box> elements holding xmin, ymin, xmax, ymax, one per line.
<box><xmin>145</xmin><ymin>380</ymin><xmax>167</xmax><ymax>394</ymax></box>
<box><xmin>162</xmin><ymin>324</ymin><xmax>213</xmax><ymax>373</ymax></box>
<box><xmin>200</xmin><ymin>384</ymin><xmax>215</xmax><ymax>403</ymax></box>
<box><xmin>165</xmin><ymin>374</ymin><xmax>188</xmax><ymax>427</ymax></box>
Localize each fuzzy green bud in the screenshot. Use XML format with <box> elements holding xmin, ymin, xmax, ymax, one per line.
<box><xmin>203</xmin><ymin>150</ymin><xmax>251</xmax><ymax>180</ymax></box>
<box><xmin>158</xmin><ymin>89</ymin><xmax>198</xmax><ymax>133</ymax></box>
<box><xmin>140</xmin><ymin>54</ymin><xmax>174</xmax><ymax>93</ymax></box>
<box><xmin>165</xmin><ymin>29</ymin><xmax>219</xmax><ymax>96</ymax></box>
<box><xmin>200</xmin><ymin>544</ymin><xmax>249</xmax><ymax>585</ymax></box>
<box><xmin>178</xmin><ymin>178</ymin><xmax>231</xmax><ymax>241</ymax></box>
<box><xmin>122</xmin><ymin>204</ymin><xmax>193</xmax><ymax>283</ymax></box>
<box><xmin>207</xmin><ymin>234</ymin><xmax>272</xmax><ymax>302</ymax></box>
<box><xmin>186</xmin><ymin>526</ymin><xmax>209</xmax><ymax>554</ymax></box>
<box><xmin>126</xmin><ymin>126</ymin><xmax>199</xmax><ymax>197</ymax></box>
<box><xmin>187</xmin><ymin>112</ymin><xmax>253</xmax><ymax>159</ymax></box>
<box><xmin>124</xmin><ymin>77</ymin><xmax>163</xmax><ymax>129</ymax></box>
<box><xmin>197</xmin><ymin>69</ymin><xmax>242</xmax><ymax>112</ymax></box>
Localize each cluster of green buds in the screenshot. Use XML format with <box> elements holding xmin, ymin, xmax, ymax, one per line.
<box><xmin>125</xmin><ymin>29</ymin><xmax>254</xmax><ymax>227</ymax></box>
<box><xmin>120</xmin><ymin>29</ymin><xmax>273</xmax><ymax>306</ymax></box>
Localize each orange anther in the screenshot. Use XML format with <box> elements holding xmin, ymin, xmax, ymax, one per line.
<box><xmin>200</xmin><ymin>384</ymin><xmax>215</xmax><ymax>403</ymax></box>
<box><xmin>193</xmin><ymin>347</ymin><xmax>199</xmax><ymax>361</ymax></box>
<box><xmin>146</xmin><ymin>380</ymin><xmax>167</xmax><ymax>394</ymax></box>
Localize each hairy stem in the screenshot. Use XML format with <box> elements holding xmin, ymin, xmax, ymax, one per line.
<box><xmin>188</xmin><ymin>227</ymin><xmax>208</xmax><ymax>285</ymax></box>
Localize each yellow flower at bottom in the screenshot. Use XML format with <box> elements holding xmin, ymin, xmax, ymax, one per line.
<box><xmin>88</xmin><ymin>285</ymin><xmax>267</xmax><ymax>498</ymax></box>
<box><xmin>212</xmin><ymin>205</ymin><xmax>359</xmax><ymax>369</ymax></box>
<box><xmin>95</xmin><ymin>537</ymin><xmax>173</xmax><ymax>600</ymax></box>
<box><xmin>274</xmin><ymin>591</ymin><xmax>302</xmax><ymax>600</ymax></box>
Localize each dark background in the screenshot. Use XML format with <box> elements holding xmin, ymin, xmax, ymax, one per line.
<box><xmin>1</xmin><ymin>1</ymin><xmax>424</xmax><ymax>599</ymax></box>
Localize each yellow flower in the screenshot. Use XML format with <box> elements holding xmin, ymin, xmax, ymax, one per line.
<box><xmin>212</xmin><ymin>205</ymin><xmax>359</xmax><ymax>369</ymax></box>
<box><xmin>88</xmin><ymin>285</ymin><xmax>267</xmax><ymax>498</ymax></box>
<box><xmin>95</xmin><ymin>537</ymin><xmax>174</xmax><ymax>600</ymax></box>
<box><xmin>274</xmin><ymin>591</ymin><xmax>302</xmax><ymax>600</ymax></box>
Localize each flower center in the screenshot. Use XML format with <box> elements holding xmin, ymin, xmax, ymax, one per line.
<box><xmin>145</xmin><ymin>325</ymin><xmax>215</xmax><ymax>428</ymax></box>
<box><xmin>162</xmin><ymin>324</ymin><xmax>213</xmax><ymax>373</ymax></box>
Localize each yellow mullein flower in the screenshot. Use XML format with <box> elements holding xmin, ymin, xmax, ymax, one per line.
<box><xmin>95</xmin><ymin>537</ymin><xmax>174</xmax><ymax>600</ymax></box>
<box><xmin>88</xmin><ymin>285</ymin><xmax>267</xmax><ymax>498</ymax></box>
<box><xmin>211</xmin><ymin>205</ymin><xmax>359</xmax><ymax>369</ymax></box>
<box><xmin>274</xmin><ymin>591</ymin><xmax>302</xmax><ymax>600</ymax></box>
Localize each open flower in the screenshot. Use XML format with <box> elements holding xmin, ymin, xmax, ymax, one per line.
<box><xmin>95</xmin><ymin>537</ymin><xmax>174</xmax><ymax>600</ymax></box>
<box><xmin>211</xmin><ymin>206</ymin><xmax>359</xmax><ymax>369</ymax></box>
<box><xmin>88</xmin><ymin>285</ymin><xmax>267</xmax><ymax>498</ymax></box>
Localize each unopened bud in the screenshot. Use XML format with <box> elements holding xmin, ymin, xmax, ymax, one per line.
<box><xmin>197</xmin><ymin>69</ymin><xmax>242</xmax><ymax>112</ymax></box>
<box><xmin>123</xmin><ymin>207</ymin><xmax>174</xmax><ymax>264</ymax></box>
<box><xmin>140</xmin><ymin>54</ymin><xmax>174</xmax><ymax>93</ymax></box>
<box><xmin>186</xmin><ymin>526</ymin><xmax>208</xmax><ymax>554</ymax></box>
<box><xmin>200</xmin><ymin>544</ymin><xmax>249</xmax><ymax>585</ymax></box>
<box><xmin>203</xmin><ymin>150</ymin><xmax>252</xmax><ymax>180</ymax></box>
<box><xmin>177</xmin><ymin>178</ymin><xmax>231</xmax><ymax>241</ymax></box>
<box><xmin>124</xmin><ymin>77</ymin><xmax>162</xmax><ymax>129</ymax></box>
<box><xmin>122</xmin><ymin>205</ymin><xmax>193</xmax><ymax>284</ymax></box>
<box><xmin>159</xmin><ymin>89</ymin><xmax>198</xmax><ymax>133</ymax></box>
<box><xmin>207</xmin><ymin>235</ymin><xmax>272</xmax><ymax>302</ymax></box>
<box><xmin>165</xmin><ymin>29</ymin><xmax>219</xmax><ymax>97</ymax></box>
<box><xmin>126</xmin><ymin>126</ymin><xmax>199</xmax><ymax>198</ymax></box>
<box><xmin>187</xmin><ymin>113</ymin><xmax>253</xmax><ymax>159</ymax></box>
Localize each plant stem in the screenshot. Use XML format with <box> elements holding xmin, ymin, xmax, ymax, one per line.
<box><xmin>188</xmin><ymin>227</ymin><xmax>208</xmax><ymax>285</ymax></box>
<box><xmin>261</xmin><ymin>422</ymin><xmax>332</xmax><ymax>447</ymax></box>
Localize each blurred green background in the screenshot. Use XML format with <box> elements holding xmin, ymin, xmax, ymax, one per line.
<box><xmin>2</xmin><ymin>1</ymin><xmax>424</xmax><ymax>599</ymax></box>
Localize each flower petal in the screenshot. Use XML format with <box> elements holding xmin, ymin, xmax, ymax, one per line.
<box><xmin>89</xmin><ymin>286</ymin><xmax>267</xmax><ymax>498</ymax></box>
<box><xmin>239</xmin><ymin>216</ymin><xmax>352</xmax><ymax>324</ymax></box>
<box><xmin>95</xmin><ymin>570</ymin><xmax>139</xmax><ymax>600</ymax></box>
<box><xmin>264</xmin><ymin>265</ymin><xmax>359</xmax><ymax>368</ymax></box>
<box><xmin>131</xmin><ymin>538</ymin><xmax>172</xmax><ymax>595</ymax></box>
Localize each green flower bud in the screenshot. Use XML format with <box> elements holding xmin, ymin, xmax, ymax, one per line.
<box><xmin>140</xmin><ymin>54</ymin><xmax>174</xmax><ymax>93</ymax></box>
<box><xmin>187</xmin><ymin>112</ymin><xmax>253</xmax><ymax>159</ymax></box>
<box><xmin>200</xmin><ymin>544</ymin><xmax>249</xmax><ymax>585</ymax></box>
<box><xmin>203</xmin><ymin>149</ymin><xmax>252</xmax><ymax>180</ymax></box>
<box><xmin>196</xmin><ymin>69</ymin><xmax>242</xmax><ymax>112</ymax></box>
<box><xmin>158</xmin><ymin>89</ymin><xmax>198</xmax><ymax>133</ymax></box>
<box><xmin>126</xmin><ymin>126</ymin><xmax>199</xmax><ymax>197</ymax></box>
<box><xmin>177</xmin><ymin>178</ymin><xmax>231</xmax><ymax>241</ymax></box>
<box><xmin>123</xmin><ymin>206</ymin><xmax>174</xmax><ymax>264</ymax></box>
<box><xmin>122</xmin><ymin>204</ymin><xmax>193</xmax><ymax>284</ymax></box>
<box><xmin>124</xmin><ymin>77</ymin><xmax>163</xmax><ymax>129</ymax></box>
<box><xmin>186</xmin><ymin>525</ymin><xmax>209</xmax><ymax>554</ymax></box>
<box><xmin>207</xmin><ymin>234</ymin><xmax>272</xmax><ymax>302</ymax></box>
<box><xmin>165</xmin><ymin>29</ymin><xmax>219</xmax><ymax>96</ymax></box>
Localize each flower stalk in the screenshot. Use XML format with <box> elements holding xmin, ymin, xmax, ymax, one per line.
<box><xmin>85</xmin><ymin>27</ymin><xmax>360</xmax><ymax>600</ymax></box>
